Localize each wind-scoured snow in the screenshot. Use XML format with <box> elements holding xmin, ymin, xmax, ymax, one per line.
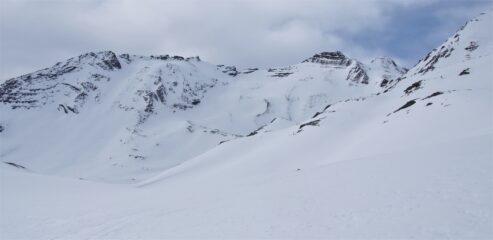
<box><xmin>0</xmin><ymin>10</ymin><xmax>492</xmax><ymax>239</ymax></box>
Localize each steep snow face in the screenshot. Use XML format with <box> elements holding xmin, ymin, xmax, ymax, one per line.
<box><xmin>367</xmin><ymin>57</ymin><xmax>408</xmax><ymax>88</ymax></box>
<box><xmin>0</xmin><ymin>48</ymin><xmax>403</xmax><ymax>182</ymax></box>
<box><xmin>408</xmin><ymin>12</ymin><xmax>492</xmax><ymax>78</ymax></box>
<box><xmin>383</xmin><ymin>10</ymin><xmax>493</xmax><ymax>105</ymax></box>
<box><xmin>191</xmin><ymin>59</ymin><xmax>381</xmax><ymax>134</ymax></box>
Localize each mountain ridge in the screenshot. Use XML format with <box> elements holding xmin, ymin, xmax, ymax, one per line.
<box><xmin>0</xmin><ymin>47</ymin><xmax>407</xmax><ymax>182</ymax></box>
<box><xmin>1</xmin><ymin>9</ymin><xmax>491</xmax><ymax>182</ymax></box>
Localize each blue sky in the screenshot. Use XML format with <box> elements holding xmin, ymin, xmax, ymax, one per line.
<box><xmin>348</xmin><ymin>0</ymin><xmax>493</xmax><ymax>66</ymax></box>
<box><xmin>0</xmin><ymin>0</ymin><xmax>492</xmax><ymax>80</ymax></box>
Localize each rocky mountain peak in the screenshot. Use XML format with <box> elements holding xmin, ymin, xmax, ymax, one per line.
<box><xmin>74</xmin><ymin>51</ymin><xmax>121</xmax><ymax>70</ymax></box>
<box><xmin>302</xmin><ymin>51</ymin><xmax>352</xmax><ymax>66</ymax></box>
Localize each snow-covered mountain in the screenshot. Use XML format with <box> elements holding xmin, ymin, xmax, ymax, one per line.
<box><xmin>0</xmin><ymin>11</ymin><xmax>492</xmax><ymax>239</ymax></box>
<box><xmin>0</xmin><ymin>45</ymin><xmax>405</xmax><ymax>182</ymax></box>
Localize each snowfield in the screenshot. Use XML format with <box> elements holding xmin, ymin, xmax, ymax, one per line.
<box><xmin>2</xmin><ymin>134</ymin><xmax>491</xmax><ymax>239</ymax></box>
<box><xmin>0</xmin><ymin>11</ymin><xmax>492</xmax><ymax>239</ymax></box>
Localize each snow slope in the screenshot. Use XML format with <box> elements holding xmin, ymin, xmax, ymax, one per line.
<box><xmin>2</xmin><ymin>134</ymin><xmax>491</xmax><ymax>239</ymax></box>
<box><xmin>0</xmin><ymin>10</ymin><xmax>492</xmax><ymax>239</ymax></box>
<box><xmin>0</xmin><ymin>46</ymin><xmax>403</xmax><ymax>182</ymax></box>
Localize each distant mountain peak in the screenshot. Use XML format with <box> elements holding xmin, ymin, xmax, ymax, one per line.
<box><xmin>370</xmin><ymin>57</ymin><xmax>397</xmax><ymax>66</ymax></box>
<box><xmin>369</xmin><ymin>57</ymin><xmax>407</xmax><ymax>73</ymax></box>
<box><xmin>55</xmin><ymin>50</ymin><xmax>122</xmax><ymax>72</ymax></box>
<box><xmin>302</xmin><ymin>51</ymin><xmax>351</xmax><ymax>66</ymax></box>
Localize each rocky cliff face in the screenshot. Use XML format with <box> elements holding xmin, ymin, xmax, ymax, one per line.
<box><xmin>0</xmin><ymin>51</ymin><xmax>119</xmax><ymax>109</ymax></box>
<box><xmin>302</xmin><ymin>51</ymin><xmax>352</xmax><ymax>65</ymax></box>
<box><xmin>302</xmin><ymin>51</ymin><xmax>375</xmax><ymax>84</ymax></box>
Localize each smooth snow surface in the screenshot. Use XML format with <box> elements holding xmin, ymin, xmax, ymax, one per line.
<box><xmin>2</xmin><ymin>134</ymin><xmax>492</xmax><ymax>239</ymax></box>
<box><xmin>1</xmin><ymin>11</ymin><xmax>492</xmax><ymax>239</ymax></box>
